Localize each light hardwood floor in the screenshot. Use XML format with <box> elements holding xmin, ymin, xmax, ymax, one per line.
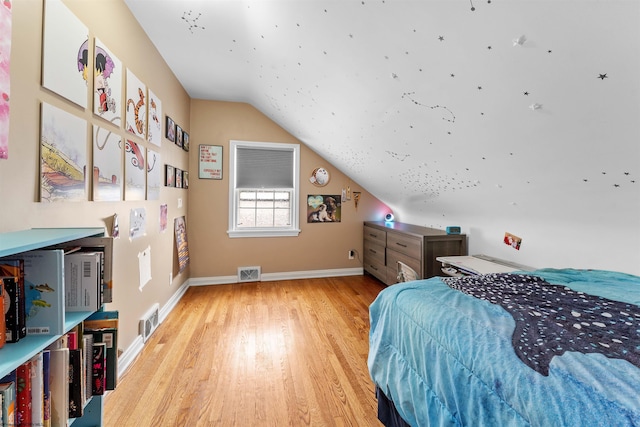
<box><xmin>105</xmin><ymin>275</ymin><xmax>386</xmax><ymax>426</ymax></box>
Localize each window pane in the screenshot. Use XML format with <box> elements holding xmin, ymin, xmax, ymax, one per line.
<box><xmin>236</xmin><ymin>209</ymin><xmax>256</xmax><ymax>228</ymax></box>
<box><xmin>274</xmin><ymin>209</ymin><xmax>291</xmax><ymax>227</ymax></box>
<box><xmin>256</xmin><ymin>209</ymin><xmax>274</xmax><ymax>227</ymax></box>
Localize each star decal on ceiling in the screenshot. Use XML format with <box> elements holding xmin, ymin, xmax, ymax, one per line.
<box><xmin>438</xmin><ymin>36</ymin><xmax>445</xmax><ymax>41</ymax></box>
<box><xmin>598</xmin><ymin>73</ymin><xmax>608</xmax><ymax>80</ymax></box>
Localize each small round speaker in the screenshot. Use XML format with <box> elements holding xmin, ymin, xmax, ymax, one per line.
<box><xmin>384</xmin><ymin>213</ymin><xmax>395</xmax><ymax>222</ymax></box>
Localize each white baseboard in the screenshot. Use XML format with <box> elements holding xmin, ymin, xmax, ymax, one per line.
<box><xmin>190</xmin><ymin>267</ymin><xmax>363</xmax><ymax>286</ymax></box>
<box><xmin>116</xmin><ymin>278</ymin><xmax>190</xmax><ymax>378</ymax></box>
<box><xmin>116</xmin><ymin>267</ymin><xmax>363</xmax><ymax>379</ymax></box>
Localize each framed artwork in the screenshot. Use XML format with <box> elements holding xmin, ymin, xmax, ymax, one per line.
<box><xmin>125</xmin><ymin>69</ymin><xmax>146</xmax><ymax>139</ymax></box>
<box><xmin>42</xmin><ymin>0</ymin><xmax>88</xmax><ymax>108</ymax></box>
<box><xmin>0</xmin><ymin>0</ymin><xmax>10</xmax><ymax>159</ymax></box>
<box><xmin>93</xmin><ymin>38</ymin><xmax>122</xmax><ymax>126</ymax></box>
<box><xmin>175</xmin><ymin>124</ymin><xmax>183</xmax><ymax>148</ymax></box>
<box><xmin>147</xmin><ymin>89</ymin><xmax>162</xmax><ymax>147</ymax></box>
<box><xmin>182</xmin><ymin>131</ymin><xmax>190</xmax><ymax>151</ymax></box>
<box><xmin>166</xmin><ymin>115</ymin><xmax>175</xmax><ymax>142</ymax></box>
<box><xmin>146</xmin><ymin>148</ymin><xmax>161</xmax><ymax>200</ymax></box>
<box><xmin>40</xmin><ymin>102</ymin><xmax>87</xmax><ymax>202</ymax></box>
<box><xmin>165</xmin><ymin>164</ymin><xmax>175</xmax><ymax>187</ymax></box>
<box><xmin>183</xmin><ymin>171</ymin><xmax>189</xmax><ymax>189</ymax></box>
<box><xmin>198</xmin><ymin>145</ymin><xmax>223</xmax><ymax>179</ymax></box>
<box><xmin>175</xmin><ymin>168</ymin><xmax>183</xmax><ymax>188</ymax></box>
<box><xmin>174</xmin><ymin>216</ymin><xmax>190</xmax><ymax>273</ymax></box>
<box><xmin>307</xmin><ymin>195</ymin><xmax>341</xmax><ymax>223</ymax></box>
<box><xmin>124</xmin><ymin>139</ymin><xmax>146</xmax><ymax>201</ymax></box>
<box><xmin>92</xmin><ymin>125</ymin><xmax>122</xmax><ymax>201</ymax></box>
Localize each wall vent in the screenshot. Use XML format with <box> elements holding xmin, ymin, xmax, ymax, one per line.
<box><xmin>238</xmin><ymin>266</ymin><xmax>261</xmax><ymax>282</ymax></box>
<box><xmin>139</xmin><ymin>303</ymin><xmax>160</xmax><ymax>343</ymax></box>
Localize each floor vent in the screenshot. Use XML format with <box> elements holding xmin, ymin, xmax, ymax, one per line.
<box><xmin>140</xmin><ymin>303</ymin><xmax>160</xmax><ymax>343</ymax></box>
<box><xmin>238</xmin><ymin>266</ymin><xmax>261</xmax><ymax>282</ymax></box>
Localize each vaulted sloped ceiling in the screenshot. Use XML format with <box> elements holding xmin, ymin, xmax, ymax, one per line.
<box><xmin>125</xmin><ymin>0</ymin><xmax>639</xmax><ymax>237</ymax></box>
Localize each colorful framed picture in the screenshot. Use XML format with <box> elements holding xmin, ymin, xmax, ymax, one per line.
<box><xmin>182</xmin><ymin>131</ymin><xmax>190</xmax><ymax>152</ymax></box>
<box><xmin>183</xmin><ymin>171</ymin><xmax>189</xmax><ymax>189</ymax></box>
<box><xmin>307</xmin><ymin>195</ymin><xmax>341</xmax><ymax>223</ymax></box>
<box><xmin>165</xmin><ymin>116</ymin><xmax>175</xmax><ymax>142</ymax></box>
<box><xmin>165</xmin><ymin>164</ymin><xmax>175</xmax><ymax>187</ymax></box>
<box><xmin>175</xmin><ymin>124</ymin><xmax>183</xmax><ymax>148</ymax></box>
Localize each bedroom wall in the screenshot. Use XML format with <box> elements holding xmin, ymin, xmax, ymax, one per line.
<box><xmin>2</xmin><ymin>0</ymin><xmax>191</xmax><ymax>355</ymax></box>
<box><xmin>187</xmin><ymin>100</ymin><xmax>388</xmax><ymax>280</ymax></box>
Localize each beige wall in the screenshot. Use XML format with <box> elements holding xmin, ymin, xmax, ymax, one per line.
<box><xmin>2</xmin><ymin>0</ymin><xmax>190</xmax><ymax>354</ymax></box>
<box><xmin>188</xmin><ymin>100</ymin><xmax>388</xmax><ymax>278</ymax></box>
<box><xmin>2</xmin><ymin>1</ymin><xmax>387</xmax><ymax>358</ymax></box>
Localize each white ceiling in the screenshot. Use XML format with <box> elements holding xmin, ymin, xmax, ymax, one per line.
<box><xmin>124</xmin><ymin>0</ymin><xmax>639</xmax><ymax>228</ymax></box>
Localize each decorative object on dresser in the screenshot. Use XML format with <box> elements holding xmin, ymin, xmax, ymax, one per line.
<box><xmin>363</xmin><ymin>221</ymin><xmax>467</xmax><ymax>285</ymax></box>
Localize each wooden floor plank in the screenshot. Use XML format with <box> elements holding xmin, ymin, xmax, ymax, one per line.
<box><xmin>105</xmin><ymin>275</ymin><xmax>385</xmax><ymax>426</ymax></box>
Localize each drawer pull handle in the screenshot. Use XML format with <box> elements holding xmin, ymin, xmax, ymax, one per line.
<box><xmin>369</xmin><ymin>249</ymin><xmax>377</xmax><ymax>254</ymax></box>
<box><xmin>369</xmin><ymin>233</ymin><xmax>378</xmax><ymax>238</ymax></box>
<box><xmin>395</xmin><ymin>242</ymin><xmax>407</xmax><ymax>248</ymax></box>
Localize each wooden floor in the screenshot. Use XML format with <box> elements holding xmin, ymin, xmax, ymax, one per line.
<box><xmin>104</xmin><ymin>275</ymin><xmax>386</xmax><ymax>426</ymax></box>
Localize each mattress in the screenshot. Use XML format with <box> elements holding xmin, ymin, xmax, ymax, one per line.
<box><xmin>368</xmin><ymin>269</ymin><xmax>640</xmax><ymax>426</ymax></box>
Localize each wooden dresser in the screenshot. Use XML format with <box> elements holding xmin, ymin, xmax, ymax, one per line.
<box><xmin>363</xmin><ymin>221</ymin><xmax>467</xmax><ymax>285</ymax></box>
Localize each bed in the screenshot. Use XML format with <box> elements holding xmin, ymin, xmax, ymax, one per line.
<box><xmin>368</xmin><ymin>268</ymin><xmax>640</xmax><ymax>426</ymax></box>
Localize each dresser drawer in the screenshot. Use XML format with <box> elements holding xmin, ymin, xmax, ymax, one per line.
<box><xmin>364</xmin><ymin>225</ymin><xmax>386</xmax><ymax>246</ymax></box>
<box><xmin>386</xmin><ymin>248</ymin><xmax>422</xmax><ymax>284</ymax></box>
<box><xmin>386</xmin><ymin>231</ymin><xmax>422</xmax><ymax>259</ymax></box>
<box><xmin>364</xmin><ymin>240</ymin><xmax>385</xmax><ymax>265</ymax></box>
<box><xmin>364</xmin><ymin>258</ymin><xmax>387</xmax><ymax>283</ymax></box>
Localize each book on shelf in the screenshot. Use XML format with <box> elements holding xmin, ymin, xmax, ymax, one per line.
<box><xmin>48</xmin><ymin>346</ymin><xmax>69</xmax><ymax>427</ymax></box>
<box><xmin>82</xmin><ymin>335</ymin><xmax>94</xmax><ymax>403</ymax></box>
<box><xmin>91</xmin><ymin>342</ymin><xmax>107</xmax><ymax>396</ymax></box>
<box><xmin>0</xmin><ymin>280</ymin><xmax>5</xmax><ymax>349</ymax></box>
<box><xmin>83</xmin><ymin>311</ymin><xmax>118</xmax><ymax>391</ymax></box>
<box><xmin>68</xmin><ymin>348</ymin><xmax>84</xmax><ymax>419</ymax></box>
<box><xmin>16</xmin><ymin>360</ymin><xmax>33</xmax><ymax>427</ymax></box>
<box><xmin>48</xmin><ymin>236</ymin><xmax>113</xmax><ymax>304</ymax></box>
<box><xmin>30</xmin><ymin>352</ymin><xmax>45</xmax><ymax>427</ymax></box>
<box><xmin>42</xmin><ymin>350</ymin><xmax>51</xmax><ymax>427</ymax></box>
<box><xmin>0</xmin><ymin>259</ymin><xmax>26</xmax><ymax>340</ymax></box>
<box><xmin>16</xmin><ymin>250</ymin><xmax>65</xmax><ymax>336</ymax></box>
<box><xmin>2</xmin><ymin>276</ymin><xmax>20</xmax><ymax>343</ymax></box>
<box><xmin>64</xmin><ymin>251</ymin><xmax>102</xmax><ymax>312</ymax></box>
<box><xmin>0</xmin><ymin>380</ymin><xmax>16</xmax><ymax>427</ymax></box>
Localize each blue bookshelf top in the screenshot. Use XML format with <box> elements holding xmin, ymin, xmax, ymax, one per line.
<box><xmin>0</xmin><ymin>227</ymin><xmax>105</xmax><ymax>258</ymax></box>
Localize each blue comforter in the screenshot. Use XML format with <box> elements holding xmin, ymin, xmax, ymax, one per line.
<box><xmin>368</xmin><ymin>269</ymin><xmax>640</xmax><ymax>427</ymax></box>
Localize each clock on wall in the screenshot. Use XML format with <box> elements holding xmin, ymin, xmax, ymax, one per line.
<box><xmin>310</xmin><ymin>167</ymin><xmax>330</xmax><ymax>187</ymax></box>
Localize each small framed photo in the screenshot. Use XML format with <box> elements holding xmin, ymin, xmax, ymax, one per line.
<box><xmin>175</xmin><ymin>125</ymin><xmax>183</xmax><ymax>148</ymax></box>
<box><xmin>165</xmin><ymin>164</ymin><xmax>175</xmax><ymax>187</ymax></box>
<box><xmin>183</xmin><ymin>171</ymin><xmax>189</xmax><ymax>189</ymax></box>
<box><xmin>175</xmin><ymin>168</ymin><xmax>183</xmax><ymax>188</ymax></box>
<box><xmin>182</xmin><ymin>131</ymin><xmax>190</xmax><ymax>152</ymax></box>
<box><xmin>166</xmin><ymin>116</ymin><xmax>176</xmax><ymax>142</ymax></box>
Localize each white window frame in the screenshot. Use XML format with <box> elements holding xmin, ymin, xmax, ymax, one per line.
<box><xmin>227</xmin><ymin>140</ymin><xmax>301</xmax><ymax>238</ymax></box>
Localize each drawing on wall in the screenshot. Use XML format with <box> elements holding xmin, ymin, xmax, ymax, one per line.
<box><xmin>125</xmin><ymin>69</ymin><xmax>146</xmax><ymax>139</ymax></box>
<box><xmin>146</xmin><ymin>148</ymin><xmax>161</xmax><ymax>200</ymax></box>
<box><xmin>307</xmin><ymin>195</ymin><xmax>341</xmax><ymax>223</ymax></box>
<box><xmin>93</xmin><ymin>125</ymin><xmax>122</xmax><ymax>202</ymax></box>
<box><xmin>174</xmin><ymin>216</ymin><xmax>190</xmax><ymax>273</ymax></box>
<box><xmin>42</xmin><ymin>0</ymin><xmax>88</xmax><ymax>108</ymax></box>
<box><xmin>124</xmin><ymin>139</ymin><xmax>146</xmax><ymax>201</ymax></box>
<box><xmin>129</xmin><ymin>207</ymin><xmax>146</xmax><ymax>240</ymax></box>
<box><xmin>0</xmin><ymin>0</ymin><xmax>11</xmax><ymax>160</ymax></box>
<box><xmin>40</xmin><ymin>102</ymin><xmax>87</xmax><ymax>202</ymax></box>
<box><xmin>93</xmin><ymin>38</ymin><xmax>122</xmax><ymax>126</ymax></box>
<box><xmin>160</xmin><ymin>204</ymin><xmax>168</xmax><ymax>232</ymax></box>
<box><xmin>147</xmin><ymin>89</ymin><xmax>162</xmax><ymax>147</ymax></box>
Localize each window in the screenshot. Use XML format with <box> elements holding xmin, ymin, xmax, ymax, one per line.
<box><xmin>228</xmin><ymin>140</ymin><xmax>300</xmax><ymax>238</ymax></box>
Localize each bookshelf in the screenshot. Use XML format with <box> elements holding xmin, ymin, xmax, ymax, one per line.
<box><xmin>0</xmin><ymin>227</ymin><xmax>108</xmax><ymax>426</ymax></box>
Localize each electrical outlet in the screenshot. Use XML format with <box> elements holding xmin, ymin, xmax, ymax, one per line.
<box><xmin>348</xmin><ymin>250</ymin><xmax>355</xmax><ymax>259</ymax></box>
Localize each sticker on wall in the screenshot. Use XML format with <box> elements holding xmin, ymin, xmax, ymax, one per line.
<box><xmin>504</xmin><ymin>232</ymin><xmax>522</xmax><ymax>250</ymax></box>
<box><xmin>307</xmin><ymin>195</ymin><xmax>341</xmax><ymax>223</ymax></box>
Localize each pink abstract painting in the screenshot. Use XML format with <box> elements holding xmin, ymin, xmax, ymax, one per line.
<box><xmin>0</xmin><ymin>0</ymin><xmax>12</xmax><ymax>159</ymax></box>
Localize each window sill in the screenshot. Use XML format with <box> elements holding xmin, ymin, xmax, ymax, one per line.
<box><xmin>227</xmin><ymin>228</ymin><xmax>301</xmax><ymax>238</ymax></box>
